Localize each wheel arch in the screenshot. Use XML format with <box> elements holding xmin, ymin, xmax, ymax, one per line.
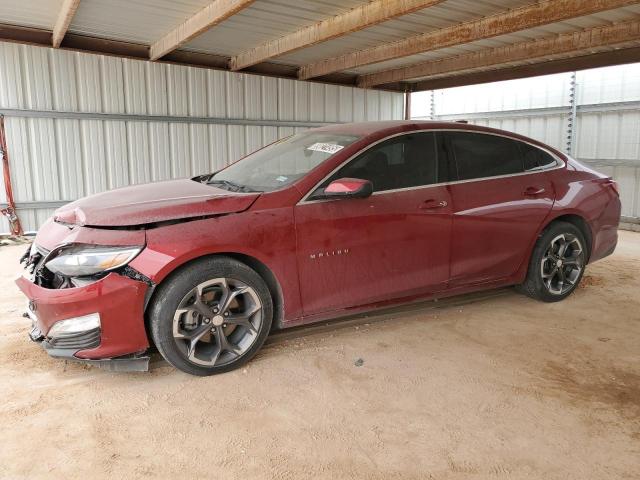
<box><xmin>542</xmin><ymin>213</ymin><xmax>593</xmax><ymax>262</ymax></box>
<box><xmin>144</xmin><ymin>252</ymin><xmax>285</xmax><ymax>337</ymax></box>
<box><xmin>515</xmin><ymin>212</ymin><xmax>593</xmax><ymax>285</ymax></box>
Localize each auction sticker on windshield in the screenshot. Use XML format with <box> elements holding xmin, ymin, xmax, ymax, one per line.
<box><xmin>306</xmin><ymin>143</ymin><xmax>344</xmax><ymax>154</ymax></box>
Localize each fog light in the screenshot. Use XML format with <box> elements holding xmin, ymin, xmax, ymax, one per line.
<box><xmin>47</xmin><ymin>313</ymin><xmax>101</xmax><ymax>338</ymax></box>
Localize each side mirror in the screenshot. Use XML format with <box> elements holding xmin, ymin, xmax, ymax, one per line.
<box><xmin>322</xmin><ymin>178</ymin><xmax>373</xmax><ymax>199</ymax></box>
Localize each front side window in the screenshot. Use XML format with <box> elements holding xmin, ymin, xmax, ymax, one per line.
<box><xmin>447</xmin><ymin>132</ymin><xmax>524</xmax><ymax>181</ymax></box>
<box><xmin>204</xmin><ymin>132</ymin><xmax>360</xmax><ymax>192</ymax></box>
<box><xmin>319</xmin><ymin>132</ymin><xmax>450</xmax><ymax>194</ymax></box>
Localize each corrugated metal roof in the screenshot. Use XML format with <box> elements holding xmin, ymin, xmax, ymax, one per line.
<box><xmin>345</xmin><ymin>5</ymin><xmax>640</xmax><ymax>75</ymax></box>
<box><xmin>186</xmin><ymin>0</ymin><xmax>368</xmax><ymax>57</ymax></box>
<box><xmin>0</xmin><ymin>0</ymin><xmax>639</xmax><ymax>90</ymax></box>
<box><xmin>69</xmin><ymin>0</ymin><xmax>212</xmax><ymax>45</ymax></box>
<box><xmin>271</xmin><ymin>0</ymin><xmax>535</xmax><ymax>67</ymax></box>
<box><xmin>0</xmin><ymin>0</ymin><xmax>62</xmax><ymax>30</ymax></box>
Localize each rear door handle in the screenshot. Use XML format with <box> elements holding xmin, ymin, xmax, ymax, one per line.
<box><xmin>419</xmin><ymin>199</ymin><xmax>448</xmax><ymax>210</ymax></box>
<box><xmin>524</xmin><ymin>186</ymin><xmax>545</xmax><ymax>196</ymax></box>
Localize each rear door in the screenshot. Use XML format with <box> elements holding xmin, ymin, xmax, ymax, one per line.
<box><xmin>443</xmin><ymin>131</ymin><xmax>556</xmax><ymax>286</ymax></box>
<box><xmin>294</xmin><ymin>131</ymin><xmax>454</xmax><ymax>316</ymax></box>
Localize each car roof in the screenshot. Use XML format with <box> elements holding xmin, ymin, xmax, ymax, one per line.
<box><xmin>311</xmin><ymin>120</ymin><xmax>566</xmax><ymax>159</ymax></box>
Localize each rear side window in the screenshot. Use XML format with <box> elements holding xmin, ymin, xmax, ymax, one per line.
<box><xmin>519</xmin><ymin>142</ymin><xmax>558</xmax><ymax>170</ymax></box>
<box><xmin>320</xmin><ymin>132</ymin><xmax>452</xmax><ymax>193</ymax></box>
<box><xmin>520</xmin><ymin>143</ymin><xmax>557</xmax><ymax>172</ymax></box>
<box><xmin>446</xmin><ymin>132</ymin><xmax>524</xmax><ymax>180</ymax></box>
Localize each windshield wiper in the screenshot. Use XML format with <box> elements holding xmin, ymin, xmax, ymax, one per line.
<box><xmin>207</xmin><ymin>179</ymin><xmax>260</xmax><ymax>193</ymax></box>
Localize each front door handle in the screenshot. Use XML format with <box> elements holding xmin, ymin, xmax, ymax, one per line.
<box><xmin>524</xmin><ymin>186</ymin><xmax>545</xmax><ymax>196</ymax></box>
<box><xmin>419</xmin><ymin>199</ymin><xmax>448</xmax><ymax>210</ymax></box>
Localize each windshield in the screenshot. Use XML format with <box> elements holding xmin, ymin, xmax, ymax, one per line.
<box><xmin>203</xmin><ymin>132</ymin><xmax>361</xmax><ymax>192</ymax></box>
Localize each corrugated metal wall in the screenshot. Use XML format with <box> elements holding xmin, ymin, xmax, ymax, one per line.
<box><xmin>0</xmin><ymin>43</ymin><xmax>404</xmax><ymax>233</ymax></box>
<box><xmin>413</xmin><ymin>65</ymin><xmax>640</xmax><ymax>221</ymax></box>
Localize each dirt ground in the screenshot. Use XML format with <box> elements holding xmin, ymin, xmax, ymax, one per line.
<box><xmin>0</xmin><ymin>232</ymin><xmax>639</xmax><ymax>480</ymax></box>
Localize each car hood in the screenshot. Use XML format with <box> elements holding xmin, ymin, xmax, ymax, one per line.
<box><xmin>53</xmin><ymin>179</ymin><xmax>261</xmax><ymax>227</ymax></box>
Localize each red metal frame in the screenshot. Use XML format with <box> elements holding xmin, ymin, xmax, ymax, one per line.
<box><xmin>0</xmin><ymin>115</ymin><xmax>23</xmax><ymax>236</ymax></box>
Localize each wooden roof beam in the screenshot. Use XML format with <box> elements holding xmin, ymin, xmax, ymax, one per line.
<box><xmin>410</xmin><ymin>46</ymin><xmax>640</xmax><ymax>91</ymax></box>
<box><xmin>150</xmin><ymin>0</ymin><xmax>256</xmax><ymax>61</ymax></box>
<box><xmin>358</xmin><ymin>19</ymin><xmax>640</xmax><ymax>87</ymax></box>
<box><xmin>52</xmin><ymin>0</ymin><xmax>81</xmax><ymax>47</ymax></box>
<box><xmin>230</xmin><ymin>0</ymin><xmax>446</xmax><ymax>71</ymax></box>
<box><xmin>298</xmin><ymin>0</ymin><xmax>640</xmax><ymax>80</ymax></box>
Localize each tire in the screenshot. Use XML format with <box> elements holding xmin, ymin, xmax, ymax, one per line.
<box><xmin>149</xmin><ymin>256</ymin><xmax>273</xmax><ymax>376</ymax></box>
<box><xmin>517</xmin><ymin>221</ymin><xmax>587</xmax><ymax>302</ymax></box>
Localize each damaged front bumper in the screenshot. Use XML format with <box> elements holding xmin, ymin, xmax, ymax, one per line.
<box><xmin>16</xmin><ymin>271</ymin><xmax>151</xmax><ymax>372</ymax></box>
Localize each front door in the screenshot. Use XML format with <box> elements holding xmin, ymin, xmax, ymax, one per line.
<box><xmin>443</xmin><ymin>131</ymin><xmax>556</xmax><ymax>286</ymax></box>
<box><xmin>294</xmin><ymin>131</ymin><xmax>454</xmax><ymax>317</ymax></box>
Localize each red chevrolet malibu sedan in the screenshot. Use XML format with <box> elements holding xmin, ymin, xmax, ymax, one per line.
<box><xmin>17</xmin><ymin>121</ymin><xmax>620</xmax><ymax>375</ymax></box>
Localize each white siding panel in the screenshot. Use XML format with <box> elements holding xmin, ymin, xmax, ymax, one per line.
<box><xmin>123</xmin><ymin>59</ymin><xmax>146</xmax><ymax>115</ymax></box>
<box><xmin>353</xmin><ymin>89</ymin><xmax>365</xmax><ymax>122</ymax></box>
<box><xmin>23</xmin><ymin>46</ymin><xmax>53</xmax><ymax>110</ymax></box>
<box><xmin>6</xmin><ymin>118</ymin><xmax>34</xmax><ymax>202</ymax></box>
<box><xmin>617</xmin><ymin>111</ymin><xmax>640</xmax><ymax>160</ymax></box>
<box><xmin>616</xmin><ymin>166</ymin><xmax>637</xmax><ymax>218</ymax></box>
<box><xmin>262</xmin><ymin>77</ymin><xmax>278</xmax><ymax>120</ymax></box>
<box><xmin>147</xmin><ymin>62</ymin><xmax>168</xmax><ymax>115</ymax></box>
<box><xmin>55</xmin><ymin>119</ymin><xmax>85</xmax><ymax>199</ymax></box>
<box><xmin>207</xmin><ymin>70</ymin><xmax>227</xmax><ymax>117</ymax></box>
<box><xmin>28</xmin><ymin>119</ymin><xmax>59</xmax><ymax>201</ymax></box>
<box><xmin>50</xmin><ymin>50</ymin><xmax>79</xmax><ymax>111</ymax></box>
<box><xmin>324</xmin><ymin>85</ymin><xmax>339</xmax><ymax>122</ymax></box>
<box><xmin>294</xmin><ymin>82</ymin><xmax>310</xmax><ymax>122</ymax></box>
<box><xmin>190</xmin><ymin>124</ymin><xmax>210</xmax><ymax>175</ymax></box>
<box><xmin>309</xmin><ymin>84</ymin><xmax>325</xmax><ymax>122</ymax></box>
<box><xmin>103</xmin><ymin>121</ymin><xmax>129</xmax><ymax>189</ymax></box>
<box><xmin>278</xmin><ymin>79</ymin><xmax>295</xmax><ymax>121</ymax></box>
<box><xmin>149</xmin><ymin>123</ymin><xmax>171</xmax><ymax>181</ymax></box>
<box><xmin>227</xmin><ymin>126</ymin><xmax>245</xmax><ymax>161</ymax></box>
<box><xmin>226</xmin><ymin>73</ymin><xmax>244</xmax><ymax>118</ymax></box>
<box><xmin>188</xmin><ymin>68</ymin><xmax>208</xmax><ymax>117</ymax></box>
<box><xmin>80</xmin><ymin>120</ymin><xmax>107</xmax><ymax>195</ymax></box>
<box><xmin>0</xmin><ymin>43</ymin><xmax>25</xmax><ymax>109</ymax></box>
<box><xmin>169</xmin><ymin>123</ymin><xmax>190</xmax><ymax>179</ymax></box>
<box><xmin>338</xmin><ymin>87</ymin><xmax>353</xmax><ymax>123</ymax></box>
<box><xmin>245</xmin><ymin>126</ymin><xmax>263</xmax><ymax>155</ymax></box>
<box><xmin>576</xmin><ymin>114</ymin><xmax>598</xmax><ymax>160</ymax></box>
<box><xmin>76</xmin><ymin>54</ymin><xmax>103</xmax><ymax>113</ymax></box>
<box><xmin>262</xmin><ymin>126</ymin><xmax>278</xmax><ymax>146</ymax></box>
<box><xmin>366</xmin><ymin>91</ymin><xmax>380</xmax><ymax>121</ymax></box>
<box><xmin>244</xmin><ymin>75</ymin><xmax>262</xmax><ymax>121</ymax></box>
<box><xmin>167</xmin><ymin>65</ymin><xmax>189</xmax><ymax>117</ymax></box>
<box><xmin>127</xmin><ymin>121</ymin><xmax>151</xmax><ymax>184</ymax></box>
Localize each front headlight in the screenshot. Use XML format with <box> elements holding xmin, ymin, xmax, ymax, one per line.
<box><xmin>45</xmin><ymin>245</ymin><xmax>143</xmax><ymax>277</ymax></box>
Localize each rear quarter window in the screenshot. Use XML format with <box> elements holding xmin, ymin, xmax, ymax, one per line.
<box><xmin>519</xmin><ymin>142</ymin><xmax>559</xmax><ymax>171</ymax></box>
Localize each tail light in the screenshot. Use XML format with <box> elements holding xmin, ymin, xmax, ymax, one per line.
<box><xmin>605</xmin><ymin>178</ymin><xmax>620</xmax><ymax>196</ymax></box>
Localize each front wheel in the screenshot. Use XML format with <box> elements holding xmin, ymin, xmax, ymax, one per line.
<box><xmin>518</xmin><ymin>221</ymin><xmax>587</xmax><ymax>302</ymax></box>
<box><xmin>149</xmin><ymin>257</ymin><xmax>273</xmax><ymax>376</ymax></box>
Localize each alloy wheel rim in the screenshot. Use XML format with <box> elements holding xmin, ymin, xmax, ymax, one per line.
<box><xmin>540</xmin><ymin>233</ymin><xmax>584</xmax><ymax>295</ymax></box>
<box><xmin>172</xmin><ymin>278</ymin><xmax>262</xmax><ymax>367</ymax></box>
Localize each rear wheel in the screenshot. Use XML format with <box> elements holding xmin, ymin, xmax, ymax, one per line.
<box><xmin>518</xmin><ymin>221</ymin><xmax>587</xmax><ymax>302</ymax></box>
<box><xmin>149</xmin><ymin>257</ymin><xmax>273</xmax><ymax>376</ymax></box>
